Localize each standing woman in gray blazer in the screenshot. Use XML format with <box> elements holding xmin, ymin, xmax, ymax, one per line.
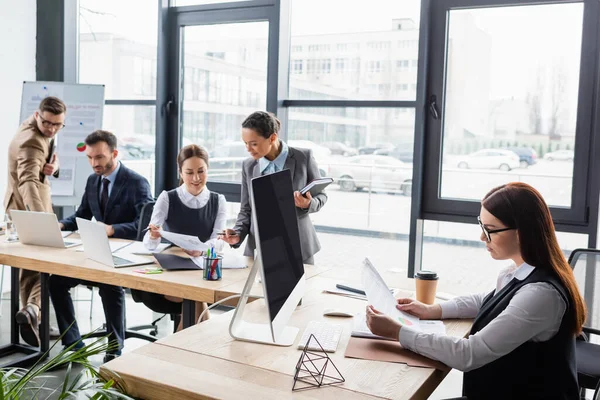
<box><xmin>219</xmin><ymin>111</ymin><xmax>327</xmax><ymax>264</ymax></box>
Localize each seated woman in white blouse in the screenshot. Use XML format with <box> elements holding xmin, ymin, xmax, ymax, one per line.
<box><xmin>367</xmin><ymin>182</ymin><xmax>585</xmax><ymax>400</ymax></box>
<box><xmin>140</xmin><ymin>144</ymin><xmax>226</xmax><ymax>331</ymax></box>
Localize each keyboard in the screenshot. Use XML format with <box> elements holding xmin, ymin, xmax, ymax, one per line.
<box><xmin>112</xmin><ymin>255</ymin><xmax>131</xmax><ymax>266</ymax></box>
<box><xmin>297</xmin><ymin>321</ymin><xmax>343</xmax><ymax>353</ymax></box>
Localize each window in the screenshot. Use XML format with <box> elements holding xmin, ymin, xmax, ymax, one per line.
<box><xmin>436</xmin><ymin>4</ymin><xmax>583</xmax><ymax>208</ymax></box>
<box><xmin>103</xmin><ymin>105</ymin><xmax>156</xmax><ymax>192</ymax></box>
<box><xmin>290</xmin><ymin>0</ymin><xmax>421</xmax><ymax>100</ymax></box>
<box><xmin>291</xmin><ymin>59</ymin><xmax>303</xmax><ymax>74</ymax></box>
<box><xmin>180</xmin><ymin>21</ymin><xmax>269</xmax><ymax>183</ymax></box>
<box><xmin>287</xmin><ymin>107</ymin><xmax>416</xmax><ymax>269</ymax></box>
<box><xmin>396</xmin><ymin>59</ymin><xmax>409</xmax><ymax>71</ymax></box>
<box><xmin>291</xmin><ymin>45</ymin><xmax>303</xmax><ymax>52</ymax></box>
<box><xmin>79</xmin><ymin>0</ymin><xmax>157</xmax><ymax>100</ymax></box>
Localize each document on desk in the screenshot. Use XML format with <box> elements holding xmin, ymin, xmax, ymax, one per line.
<box><xmin>76</xmin><ymin>242</ymin><xmax>130</xmax><ymax>253</ymax></box>
<box><xmin>361</xmin><ymin>258</ymin><xmax>421</xmax><ymax>330</ymax></box>
<box><xmin>352</xmin><ymin>313</ymin><xmax>446</xmax><ymax>340</ymax></box>
<box><xmin>119</xmin><ymin>241</ymin><xmax>171</xmax><ymax>256</ymax></box>
<box><xmin>159</xmin><ymin>230</ymin><xmax>209</xmax><ymax>252</ymax></box>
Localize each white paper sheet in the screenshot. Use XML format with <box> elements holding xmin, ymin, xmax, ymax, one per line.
<box><xmin>159</xmin><ymin>230</ymin><xmax>209</xmax><ymax>252</ymax></box>
<box><xmin>352</xmin><ymin>312</ymin><xmax>446</xmax><ymax>340</ymax></box>
<box><xmin>361</xmin><ymin>258</ymin><xmax>421</xmax><ymax>330</ymax></box>
<box><xmin>119</xmin><ymin>241</ymin><xmax>170</xmax><ymax>255</ymax></box>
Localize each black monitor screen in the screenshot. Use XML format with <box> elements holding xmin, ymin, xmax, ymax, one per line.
<box><xmin>252</xmin><ymin>169</ymin><xmax>305</xmax><ymax>321</ymax></box>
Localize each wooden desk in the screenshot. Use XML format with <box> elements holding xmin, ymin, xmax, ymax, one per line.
<box><xmin>104</xmin><ymin>275</ymin><xmax>472</xmax><ymax>400</ymax></box>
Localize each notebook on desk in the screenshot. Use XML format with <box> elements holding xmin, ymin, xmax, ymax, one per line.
<box><xmin>153</xmin><ymin>253</ymin><xmax>201</xmax><ymax>271</ymax></box>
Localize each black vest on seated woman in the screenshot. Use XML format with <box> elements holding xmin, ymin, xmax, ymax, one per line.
<box><xmin>163</xmin><ymin>189</ymin><xmax>218</xmax><ymax>243</ymax></box>
<box><xmin>463</xmin><ymin>267</ymin><xmax>578</xmax><ymax>400</ymax></box>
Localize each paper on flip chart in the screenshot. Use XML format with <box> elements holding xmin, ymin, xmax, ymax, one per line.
<box><xmin>361</xmin><ymin>258</ymin><xmax>421</xmax><ymax>330</ymax></box>
<box><xmin>159</xmin><ymin>230</ymin><xmax>209</xmax><ymax>252</ymax></box>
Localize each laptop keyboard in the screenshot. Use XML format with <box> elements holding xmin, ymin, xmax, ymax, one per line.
<box><xmin>112</xmin><ymin>255</ymin><xmax>131</xmax><ymax>266</ymax></box>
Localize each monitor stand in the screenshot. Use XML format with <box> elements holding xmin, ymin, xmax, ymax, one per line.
<box><xmin>228</xmin><ymin>255</ymin><xmax>299</xmax><ymax>347</ymax></box>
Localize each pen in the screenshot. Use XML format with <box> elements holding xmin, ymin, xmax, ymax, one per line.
<box><xmin>26</xmin><ymin>205</ymin><xmax>31</xmax><ymax>211</ymax></box>
<box><xmin>336</xmin><ymin>284</ymin><xmax>366</xmax><ymax>296</ymax></box>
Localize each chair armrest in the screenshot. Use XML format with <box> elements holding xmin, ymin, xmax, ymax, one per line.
<box><xmin>583</xmin><ymin>326</ymin><xmax>600</xmax><ymax>337</ymax></box>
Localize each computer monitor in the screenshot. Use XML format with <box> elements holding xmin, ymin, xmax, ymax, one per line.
<box><xmin>229</xmin><ymin>169</ymin><xmax>306</xmax><ymax>346</ymax></box>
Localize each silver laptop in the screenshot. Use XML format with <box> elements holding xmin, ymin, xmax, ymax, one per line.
<box><xmin>11</xmin><ymin>210</ymin><xmax>81</xmax><ymax>248</ymax></box>
<box><xmin>76</xmin><ymin>217</ymin><xmax>154</xmax><ymax>268</ymax></box>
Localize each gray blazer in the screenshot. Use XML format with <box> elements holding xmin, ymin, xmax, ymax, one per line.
<box><xmin>232</xmin><ymin>146</ymin><xmax>327</xmax><ymax>263</ymax></box>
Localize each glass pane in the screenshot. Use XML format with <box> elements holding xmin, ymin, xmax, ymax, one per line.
<box><xmin>290</xmin><ymin>0</ymin><xmax>421</xmax><ymax>100</ymax></box>
<box><xmin>79</xmin><ymin>0</ymin><xmax>158</xmax><ymax>100</ymax></box>
<box><xmin>103</xmin><ymin>105</ymin><xmax>156</xmax><ymax>193</ymax></box>
<box><xmin>439</xmin><ymin>4</ymin><xmax>583</xmax><ymax>208</ymax></box>
<box><xmin>180</xmin><ymin>22</ymin><xmax>269</xmax><ymax>183</ymax></box>
<box><xmin>287</xmin><ymin>107</ymin><xmax>414</xmax><ymax>230</ymax></box>
<box><xmin>174</xmin><ymin>0</ymin><xmax>250</xmax><ymax>5</ymax></box>
<box><xmin>284</xmin><ymin>107</ymin><xmax>415</xmax><ymax>275</ymax></box>
<box><xmin>421</xmin><ymin>220</ymin><xmax>587</xmax><ymax>296</ymax></box>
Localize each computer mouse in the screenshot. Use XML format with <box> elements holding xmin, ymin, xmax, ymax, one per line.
<box><xmin>323</xmin><ymin>308</ymin><xmax>354</xmax><ymax>318</ymax></box>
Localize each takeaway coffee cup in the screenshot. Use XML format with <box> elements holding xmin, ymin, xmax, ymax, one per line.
<box><xmin>415</xmin><ymin>271</ymin><xmax>438</xmax><ymax>305</ymax></box>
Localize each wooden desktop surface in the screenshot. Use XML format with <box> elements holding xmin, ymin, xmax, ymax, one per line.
<box><xmin>0</xmin><ymin>239</ymin><xmax>329</xmax><ymax>303</ymax></box>
<box><xmin>104</xmin><ymin>274</ymin><xmax>472</xmax><ymax>400</ymax></box>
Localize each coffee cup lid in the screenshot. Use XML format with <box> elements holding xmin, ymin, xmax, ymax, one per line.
<box><xmin>415</xmin><ymin>271</ymin><xmax>438</xmax><ymax>280</ymax></box>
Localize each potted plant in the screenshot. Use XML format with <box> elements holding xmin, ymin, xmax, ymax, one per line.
<box><xmin>0</xmin><ymin>331</ymin><xmax>132</xmax><ymax>399</ymax></box>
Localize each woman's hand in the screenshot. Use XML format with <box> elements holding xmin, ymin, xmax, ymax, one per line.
<box><xmin>396</xmin><ymin>298</ymin><xmax>442</xmax><ymax>320</ymax></box>
<box><xmin>218</xmin><ymin>228</ymin><xmax>240</xmax><ymax>245</ymax></box>
<box><xmin>294</xmin><ymin>191</ymin><xmax>312</xmax><ymax>209</ymax></box>
<box><xmin>183</xmin><ymin>249</ymin><xmax>202</xmax><ymax>257</ymax></box>
<box><xmin>366</xmin><ymin>305</ymin><xmax>402</xmax><ymax>340</ymax></box>
<box><xmin>148</xmin><ymin>224</ymin><xmax>161</xmax><ymax>240</ymax></box>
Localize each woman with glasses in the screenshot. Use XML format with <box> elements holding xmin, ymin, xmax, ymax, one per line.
<box><xmin>366</xmin><ymin>182</ymin><xmax>585</xmax><ymax>400</ymax></box>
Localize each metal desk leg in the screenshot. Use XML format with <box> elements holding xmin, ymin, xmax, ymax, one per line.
<box><xmin>39</xmin><ymin>273</ymin><xmax>50</xmax><ymax>353</ymax></box>
<box><xmin>182</xmin><ymin>300</ymin><xmax>196</xmax><ymax>329</ymax></box>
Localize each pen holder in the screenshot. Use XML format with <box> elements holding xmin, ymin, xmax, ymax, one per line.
<box><xmin>203</xmin><ymin>255</ymin><xmax>222</xmax><ymax>281</ymax></box>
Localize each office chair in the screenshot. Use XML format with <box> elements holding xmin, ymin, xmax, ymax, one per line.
<box><xmin>594</xmin><ymin>380</ymin><xmax>600</xmax><ymax>400</ymax></box>
<box><xmin>568</xmin><ymin>248</ymin><xmax>600</xmax><ymax>398</ymax></box>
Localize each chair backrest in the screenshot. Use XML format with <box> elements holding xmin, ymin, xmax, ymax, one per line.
<box><xmin>568</xmin><ymin>248</ymin><xmax>600</xmax><ymax>330</ymax></box>
<box><xmin>595</xmin><ymin>379</ymin><xmax>600</xmax><ymax>400</ymax></box>
<box><xmin>137</xmin><ymin>201</ymin><xmax>155</xmax><ymax>241</ymax></box>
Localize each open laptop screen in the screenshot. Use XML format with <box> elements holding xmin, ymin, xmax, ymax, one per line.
<box><xmin>252</xmin><ymin>169</ymin><xmax>304</xmax><ymax>321</ymax></box>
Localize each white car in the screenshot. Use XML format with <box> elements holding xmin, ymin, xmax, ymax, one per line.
<box><xmin>456</xmin><ymin>149</ymin><xmax>520</xmax><ymax>171</ymax></box>
<box><xmin>328</xmin><ymin>155</ymin><xmax>412</xmax><ymax>195</ymax></box>
<box><xmin>543</xmin><ymin>150</ymin><xmax>574</xmax><ymax>161</ymax></box>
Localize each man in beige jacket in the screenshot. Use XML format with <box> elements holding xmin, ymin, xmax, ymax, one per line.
<box><xmin>4</xmin><ymin>96</ymin><xmax>65</xmax><ymax>347</ymax></box>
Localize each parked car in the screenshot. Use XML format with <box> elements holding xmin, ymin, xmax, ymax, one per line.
<box><xmin>543</xmin><ymin>149</ymin><xmax>574</xmax><ymax>161</ymax></box>
<box><xmin>358</xmin><ymin>143</ymin><xmax>394</xmax><ymax>155</ymax></box>
<box><xmin>456</xmin><ymin>149</ymin><xmax>520</xmax><ymax>171</ymax></box>
<box><xmin>504</xmin><ymin>147</ymin><xmax>538</xmax><ymax>168</ymax></box>
<box><xmin>328</xmin><ymin>155</ymin><xmax>412</xmax><ymax>195</ymax></box>
<box><xmin>322</xmin><ymin>141</ymin><xmax>358</xmax><ymax>156</ymax></box>
<box><xmin>374</xmin><ymin>146</ymin><xmax>414</xmax><ymax>163</ymax></box>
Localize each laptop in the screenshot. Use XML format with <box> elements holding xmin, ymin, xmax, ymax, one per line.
<box><xmin>10</xmin><ymin>210</ymin><xmax>81</xmax><ymax>248</ymax></box>
<box><xmin>76</xmin><ymin>217</ymin><xmax>154</xmax><ymax>268</ymax></box>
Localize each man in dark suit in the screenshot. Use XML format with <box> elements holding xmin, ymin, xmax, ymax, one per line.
<box><xmin>49</xmin><ymin>130</ymin><xmax>153</xmax><ymax>363</ymax></box>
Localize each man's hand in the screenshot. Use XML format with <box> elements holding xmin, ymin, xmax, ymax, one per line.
<box><xmin>294</xmin><ymin>191</ymin><xmax>312</xmax><ymax>209</ymax></box>
<box><xmin>97</xmin><ymin>221</ymin><xmax>115</xmax><ymax>237</ymax></box>
<box><xmin>59</xmin><ymin>222</ymin><xmax>64</xmax><ymax>230</ymax></box>
<box><xmin>43</xmin><ymin>154</ymin><xmax>59</xmax><ymax>176</ymax></box>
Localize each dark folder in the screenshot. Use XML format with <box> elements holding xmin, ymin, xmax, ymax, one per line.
<box><xmin>300</xmin><ymin>177</ymin><xmax>333</xmax><ymax>197</ymax></box>
<box><xmin>153</xmin><ymin>253</ymin><xmax>201</xmax><ymax>271</ymax></box>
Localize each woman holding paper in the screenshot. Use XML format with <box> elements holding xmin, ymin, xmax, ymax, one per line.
<box><xmin>219</xmin><ymin>111</ymin><xmax>327</xmax><ymax>264</ymax></box>
<box><xmin>365</xmin><ymin>183</ymin><xmax>585</xmax><ymax>400</ymax></box>
<box><xmin>138</xmin><ymin>144</ymin><xmax>227</xmax><ymax>330</ymax></box>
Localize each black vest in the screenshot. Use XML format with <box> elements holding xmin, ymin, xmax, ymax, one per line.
<box><xmin>163</xmin><ymin>189</ymin><xmax>219</xmax><ymax>243</ymax></box>
<box><xmin>463</xmin><ymin>267</ymin><xmax>579</xmax><ymax>400</ymax></box>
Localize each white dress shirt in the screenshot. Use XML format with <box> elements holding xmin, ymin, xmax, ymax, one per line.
<box><xmin>398</xmin><ymin>262</ymin><xmax>567</xmax><ymax>372</ymax></box>
<box><xmin>143</xmin><ymin>185</ymin><xmax>227</xmax><ymax>252</ymax></box>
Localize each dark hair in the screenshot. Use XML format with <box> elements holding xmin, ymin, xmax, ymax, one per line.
<box><xmin>177</xmin><ymin>145</ymin><xmax>210</xmax><ymax>185</ymax></box>
<box><xmin>482</xmin><ymin>182</ymin><xmax>586</xmax><ymax>334</ymax></box>
<box><xmin>85</xmin><ymin>130</ymin><xmax>118</xmax><ymax>152</ymax></box>
<box><xmin>39</xmin><ymin>96</ymin><xmax>67</xmax><ymax>115</ymax></box>
<box><xmin>241</xmin><ymin>111</ymin><xmax>281</xmax><ymax>138</ymax></box>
